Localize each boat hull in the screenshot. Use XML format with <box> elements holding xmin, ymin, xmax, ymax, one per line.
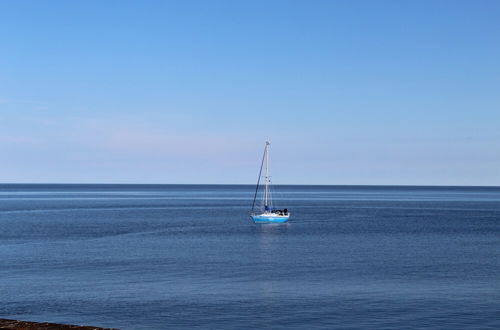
<box><xmin>251</xmin><ymin>214</ymin><xmax>290</xmax><ymax>223</ymax></box>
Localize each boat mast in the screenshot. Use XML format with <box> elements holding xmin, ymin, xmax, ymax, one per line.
<box><xmin>264</xmin><ymin>141</ymin><xmax>270</xmax><ymax>210</ymax></box>
<box><xmin>251</xmin><ymin>142</ymin><xmax>267</xmax><ymax>213</ymax></box>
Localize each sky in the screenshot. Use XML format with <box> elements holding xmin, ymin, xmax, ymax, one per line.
<box><xmin>1</xmin><ymin>0</ymin><xmax>499</xmax><ymax>185</ymax></box>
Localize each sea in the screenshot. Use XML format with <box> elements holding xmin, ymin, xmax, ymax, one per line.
<box><xmin>0</xmin><ymin>184</ymin><xmax>499</xmax><ymax>330</ymax></box>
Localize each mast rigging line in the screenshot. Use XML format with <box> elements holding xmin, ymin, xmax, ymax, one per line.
<box><xmin>251</xmin><ymin>142</ymin><xmax>268</xmax><ymax>213</ymax></box>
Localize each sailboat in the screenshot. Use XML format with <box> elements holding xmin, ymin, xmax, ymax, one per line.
<box><xmin>250</xmin><ymin>142</ymin><xmax>290</xmax><ymax>223</ymax></box>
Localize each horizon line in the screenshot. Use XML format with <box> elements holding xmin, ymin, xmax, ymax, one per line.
<box><xmin>0</xmin><ymin>182</ymin><xmax>499</xmax><ymax>188</ymax></box>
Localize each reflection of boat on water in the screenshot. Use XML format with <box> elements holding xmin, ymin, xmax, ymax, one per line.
<box><xmin>250</xmin><ymin>142</ymin><xmax>290</xmax><ymax>223</ymax></box>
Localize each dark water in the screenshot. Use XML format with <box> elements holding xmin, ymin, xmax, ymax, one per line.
<box><xmin>0</xmin><ymin>184</ymin><xmax>499</xmax><ymax>329</ymax></box>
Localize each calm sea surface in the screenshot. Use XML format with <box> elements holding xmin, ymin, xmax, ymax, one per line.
<box><xmin>0</xmin><ymin>184</ymin><xmax>499</xmax><ymax>329</ymax></box>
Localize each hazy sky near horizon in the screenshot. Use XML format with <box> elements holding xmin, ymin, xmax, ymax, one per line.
<box><xmin>1</xmin><ymin>0</ymin><xmax>499</xmax><ymax>185</ymax></box>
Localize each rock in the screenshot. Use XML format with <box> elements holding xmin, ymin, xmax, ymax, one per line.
<box><xmin>0</xmin><ymin>318</ymin><xmax>119</xmax><ymax>330</ymax></box>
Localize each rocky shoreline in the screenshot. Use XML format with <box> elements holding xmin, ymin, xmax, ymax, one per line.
<box><xmin>0</xmin><ymin>319</ymin><xmax>118</xmax><ymax>330</ymax></box>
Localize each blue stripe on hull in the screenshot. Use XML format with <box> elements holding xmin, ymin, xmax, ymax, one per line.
<box><xmin>251</xmin><ymin>215</ymin><xmax>289</xmax><ymax>223</ymax></box>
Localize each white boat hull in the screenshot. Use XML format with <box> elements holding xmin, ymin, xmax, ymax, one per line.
<box><xmin>251</xmin><ymin>213</ymin><xmax>290</xmax><ymax>223</ymax></box>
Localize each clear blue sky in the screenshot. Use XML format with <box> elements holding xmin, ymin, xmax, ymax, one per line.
<box><xmin>1</xmin><ymin>0</ymin><xmax>499</xmax><ymax>185</ymax></box>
